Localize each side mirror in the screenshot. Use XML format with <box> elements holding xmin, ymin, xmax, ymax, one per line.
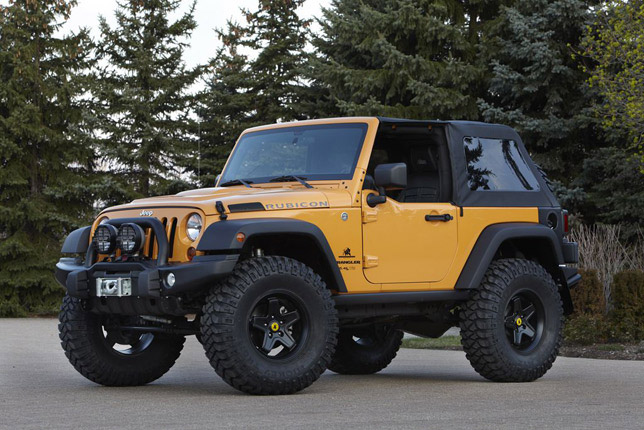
<box><xmin>367</xmin><ymin>163</ymin><xmax>407</xmax><ymax>207</ymax></box>
<box><xmin>215</xmin><ymin>174</ymin><xmax>221</xmax><ymax>186</ymax></box>
<box><xmin>374</xmin><ymin>163</ymin><xmax>407</xmax><ymax>189</ymax></box>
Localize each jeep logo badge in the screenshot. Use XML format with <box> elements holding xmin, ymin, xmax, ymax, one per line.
<box><xmin>139</xmin><ymin>210</ymin><xmax>154</xmax><ymax>217</ymax></box>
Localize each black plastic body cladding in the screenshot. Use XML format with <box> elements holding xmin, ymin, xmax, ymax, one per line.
<box><xmin>61</xmin><ymin>226</ymin><xmax>92</xmax><ymax>254</ymax></box>
<box><xmin>455</xmin><ymin>223</ymin><xmax>564</xmax><ymax>291</ymax></box>
<box><xmin>197</xmin><ymin>218</ymin><xmax>347</xmax><ymax>292</ymax></box>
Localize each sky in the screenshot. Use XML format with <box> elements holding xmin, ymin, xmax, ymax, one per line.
<box><xmin>60</xmin><ymin>0</ymin><xmax>332</xmax><ymax>68</ymax></box>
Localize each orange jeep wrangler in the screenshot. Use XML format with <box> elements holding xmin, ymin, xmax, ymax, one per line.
<box><xmin>55</xmin><ymin>117</ymin><xmax>579</xmax><ymax>394</ymax></box>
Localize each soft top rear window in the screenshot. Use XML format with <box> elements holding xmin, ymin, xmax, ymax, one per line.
<box><xmin>464</xmin><ymin>137</ymin><xmax>540</xmax><ymax>192</ymax></box>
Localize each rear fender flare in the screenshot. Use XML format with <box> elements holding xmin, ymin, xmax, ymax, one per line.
<box><xmin>455</xmin><ymin>223</ymin><xmax>572</xmax><ymax>314</ymax></box>
<box><xmin>456</xmin><ymin>223</ymin><xmax>564</xmax><ymax>291</ymax></box>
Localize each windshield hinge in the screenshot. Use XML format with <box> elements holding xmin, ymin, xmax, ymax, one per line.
<box><xmin>215</xmin><ymin>201</ymin><xmax>228</xmax><ymax>220</ymax></box>
<box><xmin>362</xmin><ymin>209</ymin><xmax>378</xmax><ymax>224</ymax></box>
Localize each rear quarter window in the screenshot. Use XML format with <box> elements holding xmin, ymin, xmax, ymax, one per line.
<box><xmin>464</xmin><ymin>137</ymin><xmax>540</xmax><ymax>191</ymax></box>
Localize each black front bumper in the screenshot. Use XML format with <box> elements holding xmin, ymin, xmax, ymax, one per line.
<box><xmin>55</xmin><ymin>254</ymin><xmax>239</xmax><ymax>299</ymax></box>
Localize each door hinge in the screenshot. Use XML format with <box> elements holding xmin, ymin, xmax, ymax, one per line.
<box><xmin>362</xmin><ymin>210</ymin><xmax>377</xmax><ymax>224</ymax></box>
<box><xmin>363</xmin><ymin>255</ymin><xmax>379</xmax><ymax>268</ymax></box>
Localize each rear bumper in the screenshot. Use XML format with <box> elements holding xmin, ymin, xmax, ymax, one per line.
<box><xmin>562</xmin><ymin>241</ymin><xmax>579</xmax><ymax>264</ymax></box>
<box><xmin>55</xmin><ymin>254</ymin><xmax>239</xmax><ymax>299</ymax></box>
<box><xmin>560</xmin><ymin>240</ymin><xmax>580</xmax><ymax>288</ymax></box>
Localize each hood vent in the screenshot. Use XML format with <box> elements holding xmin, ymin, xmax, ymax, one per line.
<box><xmin>228</xmin><ymin>202</ymin><xmax>265</xmax><ymax>213</ymax></box>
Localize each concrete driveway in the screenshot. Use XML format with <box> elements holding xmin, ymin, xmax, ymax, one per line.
<box><xmin>1</xmin><ymin>318</ymin><xmax>642</xmax><ymax>429</ymax></box>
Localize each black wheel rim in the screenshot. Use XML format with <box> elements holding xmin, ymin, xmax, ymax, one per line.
<box><xmin>101</xmin><ymin>317</ymin><xmax>154</xmax><ymax>356</ymax></box>
<box><xmin>248</xmin><ymin>293</ymin><xmax>307</xmax><ymax>359</ymax></box>
<box><xmin>348</xmin><ymin>325</ymin><xmax>392</xmax><ymax>348</ymax></box>
<box><xmin>503</xmin><ymin>290</ymin><xmax>545</xmax><ymax>353</ymax></box>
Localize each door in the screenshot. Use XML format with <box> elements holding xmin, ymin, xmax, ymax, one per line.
<box><xmin>362</xmin><ymin>198</ymin><xmax>458</xmax><ymax>284</ymax></box>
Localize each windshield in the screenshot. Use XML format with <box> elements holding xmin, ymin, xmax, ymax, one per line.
<box><xmin>219</xmin><ymin>123</ymin><xmax>368</xmax><ymax>185</ymax></box>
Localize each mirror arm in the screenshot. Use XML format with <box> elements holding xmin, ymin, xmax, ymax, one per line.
<box><xmin>366</xmin><ymin>186</ymin><xmax>387</xmax><ymax>208</ymax></box>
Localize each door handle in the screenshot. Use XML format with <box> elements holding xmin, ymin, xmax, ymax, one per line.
<box><xmin>425</xmin><ymin>214</ymin><xmax>453</xmax><ymax>222</ymax></box>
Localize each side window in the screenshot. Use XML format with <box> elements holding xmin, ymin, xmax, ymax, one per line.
<box><xmin>464</xmin><ymin>137</ymin><xmax>540</xmax><ymax>191</ymax></box>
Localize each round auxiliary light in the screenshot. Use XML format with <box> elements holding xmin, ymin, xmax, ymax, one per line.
<box><xmin>93</xmin><ymin>224</ymin><xmax>118</xmax><ymax>254</ymax></box>
<box><xmin>186</xmin><ymin>213</ymin><xmax>203</xmax><ymax>241</ymax></box>
<box><xmin>116</xmin><ymin>223</ymin><xmax>145</xmax><ymax>254</ymax></box>
<box><xmin>166</xmin><ymin>273</ymin><xmax>176</xmax><ymax>288</ymax></box>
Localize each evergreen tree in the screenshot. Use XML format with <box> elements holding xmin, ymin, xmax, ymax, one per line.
<box><xmin>88</xmin><ymin>0</ymin><xmax>200</xmax><ymax>201</ymax></box>
<box><xmin>195</xmin><ymin>0</ymin><xmax>311</xmax><ymax>186</ymax></box>
<box><xmin>574</xmin><ymin>147</ymin><xmax>644</xmax><ymax>239</ymax></box>
<box><xmin>0</xmin><ymin>0</ymin><xmax>94</xmax><ymax>316</ymax></box>
<box><xmin>478</xmin><ymin>0</ymin><xmax>601</xmax><ymax>182</ymax></box>
<box><xmin>310</xmin><ymin>0</ymin><xmax>505</xmax><ymax>119</ymax></box>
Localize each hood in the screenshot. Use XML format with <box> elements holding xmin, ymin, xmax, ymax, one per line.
<box><xmin>100</xmin><ymin>186</ymin><xmax>353</xmax><ymax>216</ymax></box>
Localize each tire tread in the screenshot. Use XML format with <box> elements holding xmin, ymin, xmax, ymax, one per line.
<box><xmin>200</xmin><ymin>256</ymin><xmax>339</xmax><ymax>395</ymax></box>
<box><xmin>58</xmin><ymin>295</ymin><xmax>184</xmax><ymax>386</ymax></box>
<box><xmin>459</xmin><ymin>258</ymin><xmax>564</xmax><ymax>382</ymax></box>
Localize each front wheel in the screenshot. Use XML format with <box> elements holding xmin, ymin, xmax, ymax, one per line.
<box><xmin>58</xmin><ymin>295</ymin><xmax>185</xmax><ymax>386</ymax></box>
<box><xmin>200</xmin><ymin>256</ymin><xmax>339</xmax><ymax>395</ymax></box>
<box><xmin>459</xmin><ymin>259</ymin><xmax>564</xmax><ymax>382</ymax></box>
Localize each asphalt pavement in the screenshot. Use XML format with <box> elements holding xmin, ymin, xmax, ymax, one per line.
<box><xmin>1</xmin><ymin>318</ymin><xmax>643</xmax><ymax>430</ymax></box>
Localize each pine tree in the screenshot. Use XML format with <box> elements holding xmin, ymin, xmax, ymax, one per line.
<box><xmin>310</xmin><ymin>0</ymin><xmax>502</xmax><ymax>119</ymax></box>
<box><xmin>195</xmin><ymin>0</ymin><xmax>310</xmax><ymax>186</ymax></box>
<box><xmin>88</xmin><ymin>0</ymin><xmax>200</xmax><ymax>201</ymax></box>
<box><xmin>0</xmin><ymin>0</ymin><xmax>94</xmax><ymax>316</ymax></box>
<box><xmin>478</xmin><ymin>0</ymin><xmax>601</xmax><ymax>182</ymax></box>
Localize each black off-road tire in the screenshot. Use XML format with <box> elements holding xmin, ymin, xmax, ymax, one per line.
<box><xmin>328</xmin><ymin>326</ymin><xmax>403</xmax><ymax>375</ymax></box>
<box><xmin>58</xmin><ymin>295</ymin><xmax>185</xmax><ymax>386</ymax></box>
<box><xmin>200</xmin><ymin>256</ymin><xmax>339</xmax><ymax>395</ymax></box>
<box><xmin>460</xmin><ymin>258</ymin><xmax>564</xmax><ymax>382</ymax></box>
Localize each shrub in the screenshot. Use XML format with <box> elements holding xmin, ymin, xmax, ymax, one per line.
<box><xmin>0</xmin><ymin>295</ymin><xmax>27</xmax><ymax>318</ymax></box>
<box><xmin>571</xmin><ymin>224</ymin><xmax>644</xmax><ymax>307</ymax></box>
<box><xmin>563</xmin><ymin>314</ymin><xmax>610</xmax><ymax>345</ymax></box>
<box><xmin>569</xmin><ymin>269</ymin><xmax>605</xmax><ymax>316</ymax></box>
<box><xmin>609</xmin><ymin>270</ymin><xmax>644</xmax><ymax>342</ymax></box>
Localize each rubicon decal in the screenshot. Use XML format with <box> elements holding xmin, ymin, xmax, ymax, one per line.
<box><xmin>265</xmin><ymin>201</ymin><xmax>329</xmax><ymax>210</ymax></box>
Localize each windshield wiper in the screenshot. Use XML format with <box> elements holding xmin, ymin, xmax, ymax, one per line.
<box><xmin>220</xmin><ymin>178</ymin><xmax>253</xmax><ymax>188</ymax></box>
<box><xmin>268</xmin><ymin>175</ymin><xmax>313</xmax><ymax>189</ymax></box>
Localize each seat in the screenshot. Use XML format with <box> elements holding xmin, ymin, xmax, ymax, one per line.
<box><xmin>398</xmin><ymin>175</ymin><xmax>439</xmax><ymax>202</ymax></box>
<box><xmin>398</xmin><ymin>145</ymin><xmax>440</xmax><ymax>203</ymax></box>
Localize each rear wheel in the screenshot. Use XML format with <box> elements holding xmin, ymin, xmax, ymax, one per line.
<box><xmin>460</xmin><ymin>259</ymin><xmax>563</xmax><ymax>382</ymax></box>
<box><xmin>58</xmin><ymin>295</ymin><xmax>185</xmax><ymax>386</ymax></box>
<box><xmin>200</xmin><ymin>256</ymin><xmax>338</xmax><ymax>395</ymax></box>
<box><xmin>328</xmin><ymin>325</ymin><xmax>403</xmax><ymax>375</ymax></box>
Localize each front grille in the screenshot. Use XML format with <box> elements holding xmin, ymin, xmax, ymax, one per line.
<box><xmin>142</xmin><ymin>217</ymin><xmax>178</xmax><ymax>261</ymax></box>
<box><xmin>168</xmin><ymin>218</ymin><xmax>177</xmax><ymax>258</ymax></box>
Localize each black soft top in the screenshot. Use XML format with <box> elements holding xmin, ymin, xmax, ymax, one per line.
<box><xmin>376</xmin><ymin>117</ymin><xmax>559</xmax><ymax>208</ymax></box>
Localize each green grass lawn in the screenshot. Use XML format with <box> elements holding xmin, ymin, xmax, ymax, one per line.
<box><xmin>402</xmin><ymin>335</ymin><xmax>462</xmax><ymax>350</ymax></box>
<box><xmin>402</xmin><ymin>335</ymin><xmax>644</xmax><ymax>360</ymax></box>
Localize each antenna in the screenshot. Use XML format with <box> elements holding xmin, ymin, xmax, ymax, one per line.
<box><xmin>197</xmin><ymin>121</ymin><xmax>201</xmax><ymax>183</ymax></box>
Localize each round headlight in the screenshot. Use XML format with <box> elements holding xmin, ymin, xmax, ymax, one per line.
<box><xmin>98</xmin><ymin>217</ymin><xmax>109</xmax><ymax>225</ymax></box>
<box><xmin>186</xmin><ymin>213</ymin><xmax>202</xmax><ymax>241</ymax></box>
<box><xmin>93</xmin><ymin>224</ymin><xmax>118</xmax><ymax>254</ymax></box>
<box><xmin>116</xmin><ymin>223</ymin><xmax>145</xmax><ymax>254</ymax></box>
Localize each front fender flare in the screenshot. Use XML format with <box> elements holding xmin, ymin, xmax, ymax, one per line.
<box><xmin>197</xmin><ymin>218</ymin><xmax>347</xmax><ymax>292</ymax></box>
<box><xmin>61</xmin><ymin>226</ymin><xmax>92</xmax><ymax>254</ymax></box>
